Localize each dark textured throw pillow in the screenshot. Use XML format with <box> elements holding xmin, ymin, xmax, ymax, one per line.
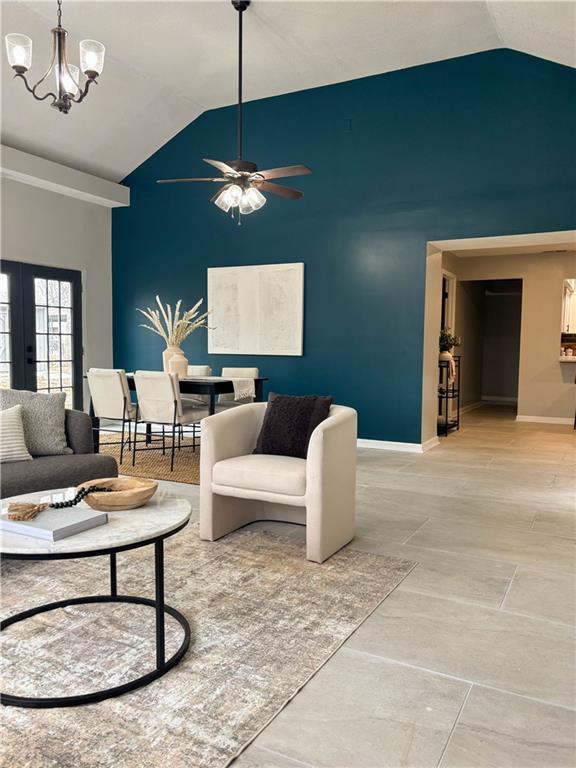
<box><xmin>254</xmin><ymin>393</ymin><xmax>333</xmax><ymax>459</ymax></box>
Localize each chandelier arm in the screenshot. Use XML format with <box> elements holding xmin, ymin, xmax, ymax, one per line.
<box><xmin>14</xmin><ymin>73</ymin><xmax>57</xmax><ymax>104</ymax></box>
<box><xmin>31</xmin><ymin>29</ymin><xmax>57</xmax><ymax>92</ymax></box>
<box><xmin>70</xmin><ymin>77</ymin><xmax>97</xmax><ymax>104</ymax></box>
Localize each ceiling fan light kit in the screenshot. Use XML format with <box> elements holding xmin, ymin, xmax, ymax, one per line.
<box><xmin>4</xmin><ymin>0</ymin><xmax>105</xmax><ymax>114</ymax></box>
<box><xmin>157</xmin><ymin>0</ymin><xmax>311</xmax><ymax>224</ymax></box>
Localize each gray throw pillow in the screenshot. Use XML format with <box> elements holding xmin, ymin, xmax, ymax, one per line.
<box><xmin>0</xmin><ymin>389</ymin><xmax>72</xmax><ymax>456</ymax></box>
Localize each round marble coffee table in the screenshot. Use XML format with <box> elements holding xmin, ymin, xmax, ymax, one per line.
<box><xmin>1</xmin><ymin>487</ymin><xmax>192</xmax><ymax>709</ymax></box>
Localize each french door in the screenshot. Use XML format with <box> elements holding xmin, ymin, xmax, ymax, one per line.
<box><xmin>0</xmin><ymin>260</ymin><xmax>83</xmax><ymax>409</ymax></box>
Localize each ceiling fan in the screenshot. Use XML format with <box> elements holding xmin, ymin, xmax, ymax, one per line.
<box><xmin>157</xmin><ymin>0</ymin><xmax>311</xmax><ymax>222</ymax></box>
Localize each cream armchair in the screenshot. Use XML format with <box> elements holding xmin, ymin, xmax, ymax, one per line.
<box><xmin>199</xmin><ymin>403</ymin><xmax>357</xmax><ymax>563</ymax></box>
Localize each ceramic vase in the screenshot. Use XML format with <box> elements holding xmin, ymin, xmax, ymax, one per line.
<box><xmin>163</xmin><ymin>345</ymin><xmax>185</xmax><ymax>372</ymax></box>
<box><xmin>168</xmin><ymin>349</ymin><xmax>188</xmax><ymax>378</ymax></box>
<box><xmin>439</xmin><ymin>349</ymin><xmax>453</xmax><ymax>362</ymax></box>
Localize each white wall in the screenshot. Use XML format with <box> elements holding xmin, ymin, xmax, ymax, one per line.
<box><xmin>1</xmin><ymin>177</ymin><xmax>114</xmax><ymax>407</ymax></box>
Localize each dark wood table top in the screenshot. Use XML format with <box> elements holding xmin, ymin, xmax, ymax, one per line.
<box><xmin>123</xmin><ymin>374</ymin><xmax>268</xmax><ymax>395</ymax></box>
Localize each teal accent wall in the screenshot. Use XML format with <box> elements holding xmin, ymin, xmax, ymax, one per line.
<box><xmin>112</xmin><ymin>49</ymin><xmax>576</xmax><ymax>443</ymax></box>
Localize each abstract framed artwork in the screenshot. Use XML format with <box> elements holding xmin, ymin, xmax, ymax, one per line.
<box><xmin>207</xmin><ymin>263</ymin><xmax>304</xmax><ymax>356</ymax></box>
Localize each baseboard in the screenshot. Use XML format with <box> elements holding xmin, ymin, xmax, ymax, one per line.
<box><xmin>460</xmin><ymin>401</ymin><xmax>483</xmax><ymax>414</ymax></box>
<box><xmin>481</xmin><ymin>396</ymin><xmax>518</xmax><ymax>404</ymax></box>
<box><xmin>357</xmin><ymin>437</ymin><xmax>439</xmax><ymax>453</ymax></box>
<box><xmin>516</xmin><ymin>415</ymin><xmax>574</xmax><ymax>425</ymax></box>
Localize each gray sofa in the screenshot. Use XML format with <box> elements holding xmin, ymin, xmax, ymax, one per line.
<box><xmin>1</xmin><ymin>409</ymin><xmax>118</xmax><ymax>498</ymax></box>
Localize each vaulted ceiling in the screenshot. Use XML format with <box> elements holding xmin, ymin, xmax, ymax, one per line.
<box><xmin>2</xmin><ymin>0</ymin><xmax>574</xmax><ymax>182</ymax></box>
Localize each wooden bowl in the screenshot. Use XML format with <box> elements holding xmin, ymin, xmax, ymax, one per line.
<box><xmin>76</xmin><ymin>477</ymin><xmax>158</xmax><ymax>511</ymax></box>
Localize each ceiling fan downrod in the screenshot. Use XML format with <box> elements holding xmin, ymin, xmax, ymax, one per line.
<box><xmin>232</xmin><ymin>0</ymin><xmax>256</xmax><ymax>174</ymax></box>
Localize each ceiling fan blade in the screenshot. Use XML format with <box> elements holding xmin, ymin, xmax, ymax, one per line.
<box><xmin>156</xmin><ymin>177</ymin><xmax>226</xmax><ymax>184</ymax></box>
<box><xmin>203</xmin><ymin>158</ymin><xmax>239</xmax><ymax>176</ymax></box>
<box><xmin>258</xmin><ymin>181</ymin><xmax>303</xmax><ymax>200</ymax></box>
<box><xmin>257</xmin><ymin>165</ymin><xmax>312</xmax><ymax>180</ymax></box>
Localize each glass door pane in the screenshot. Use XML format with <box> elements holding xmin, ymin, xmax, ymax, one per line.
<box><xmin>34</xmin><ymin>276</ymin><xmax>76</xmax><ymax>408</ymax></box>
<box><xmin>0</xmin><ymin>273</ymin><xmax>12</xmax><ymax>389</ymax></box>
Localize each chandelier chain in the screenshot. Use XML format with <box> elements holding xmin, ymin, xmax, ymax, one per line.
<box><xmin>57</xmin><ymin>0</ymin><xmax>62</xmax><ymax>27</ymax></box>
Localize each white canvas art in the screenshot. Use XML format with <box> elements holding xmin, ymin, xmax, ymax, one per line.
<box><xmin>208</xmin><ymin>263</ymin><xmax>304</xmax><ymax>356</ymax></box>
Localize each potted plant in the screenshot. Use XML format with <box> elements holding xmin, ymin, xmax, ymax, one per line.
<box><xmin>137</xmin><ymin>296</ymin><xmax>208</xmax><ymax>374</ymax></box>
<box><xmin>439</xmin><ymin>327</ymin><xmax>461</xmax><ymax>361</ymax></box>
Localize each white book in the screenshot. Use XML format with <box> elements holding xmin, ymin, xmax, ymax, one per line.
<box><xmin>0</xmin><ymin>507</ymin><xmax>108</xmax><ymax>541</ymax></box>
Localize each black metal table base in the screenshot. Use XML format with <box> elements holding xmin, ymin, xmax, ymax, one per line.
<box><xmin>1</xmin><ymin>595</ymin><xmax>190</xmax><ymax>709</ymax></box>
<box><xmin>1</xmin><ymin>536</ymin><xmax>191</xmax><ymax>709</ymax></box>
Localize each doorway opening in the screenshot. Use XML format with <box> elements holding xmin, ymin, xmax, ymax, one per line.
<box><xmin>421</xmin><ymin>230</ymin><xmax>576</xmax><ymax>447</ymax></box>
<box><xmin>458</xmin><ymin>279</ymin><xmax>523</xmax><ymax>415</ymax></box>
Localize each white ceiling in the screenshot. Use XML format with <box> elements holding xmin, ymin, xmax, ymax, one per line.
<box><xmin>1</xmin><ymin>0</ymin><xmax>574</xmax><ymax>182</ymax></box>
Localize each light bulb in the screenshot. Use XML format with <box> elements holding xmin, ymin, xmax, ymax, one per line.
<box><xmin>5</xmin><ymin>33</ymin><xmax>32</xmax><ymax>70</ymax></box>
<box><xmin>13</xmin><ymin>45</ymin><xmax>26</xmax><ymax>64</ymax></box>
<box><xmin>214</xmin><ymin>187</ymin><xmax>232</xmax><ymax>213</ymax></box>
<box><xmin>79</xmin><ymin>39</ymin><xmax>105</xmax><ymax>76</ymax></box>
<box><xmin>239</xmin><ymin>192</ymin><xmax>256</xmax><ymax>215</ymax></box>
<box><xmin>56</xmin><ymin>63</ymin><xmax>80</xmax><ymax>96</ymax></box>
<box><xmin>244</xmin><ymin>186</ymin><xmax>266</xmax><ymax>211</ymax></box>
<box><xmin>214</xmin><ymin>184</ymin><xmax>243</xmax><ymax>213</ymax></box>
<box><xmin>227</xmin><ymin>185</ymin><xmax>243</xmax><ymax>206</ymax></box>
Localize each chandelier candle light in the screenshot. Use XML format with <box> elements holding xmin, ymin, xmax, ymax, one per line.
<box><xmin>157</xmin><ymin>0</ymin><xmax>311</xmax><ymax>224</ymax></box>
<box><xmin>5</xmin><ymin>0</ymin><xmax>105</xmax><ymax>114</ymax></box>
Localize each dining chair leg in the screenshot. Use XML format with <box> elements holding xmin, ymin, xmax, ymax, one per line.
<box><xmin>162</xmin><ymin>426</ymin><xmax>166</xmax><ymax>455</ymax></box>
<box><xmin>120</xmin><ymin>415</ymin><xmax>126</xmax><ymax>465</ymax></box>
<box><xmin>132</xmin><ymin>405</ymin><xmax>139</xmax><ymax>466</ymax></box>
<box><xmin>170</xmin><ymin>403</ymin><xmax>177</xmax><ymax>472</ymax></box>
<box><xmin>178</xmin><ymin>426</ymin><xmax>181</xmax><ymax>451</ymax></box>
<box><xmin>170</xmin><ymin>424</ymin><xmax>177</xmax><ymax>472</ymax></box>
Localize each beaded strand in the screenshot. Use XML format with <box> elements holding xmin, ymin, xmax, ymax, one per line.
<box><xmin>50</xmin><ymin>486</ymin><xmax>112</xmax><ymax>510</ymax></box>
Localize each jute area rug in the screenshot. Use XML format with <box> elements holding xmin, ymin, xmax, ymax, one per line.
<box><xmin>99</xmin><ymin>434</ymin><xmax>200</xmax><ymax>484</ymax></box>
<box><xmin>1</xmin><ymin>522</ymin><xmax>415</xmax><ymax>768</ymax></box>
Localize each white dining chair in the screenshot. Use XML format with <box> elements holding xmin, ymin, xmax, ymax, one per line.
<box><xmin>87</xmin><ymin>368</ymin><xmax>135</xmax><ymax>463</ymax></box>
<box><xmin>183</xmin><ymin>365</ymin><xmax>213</xmax><ymax>423</ymax></box>
<box><xmin>184</xmin><ymin>365</ymin><xmax>212</xmax><ymax>404</ymax></box>
<box><xmin>187</xmin><ymin>365</ymin><xmax>212</xmax><ymax>376</ymax></box>
<box><xmin>217</xmin><ymin>366</ymin><xmax>260</xmax><ymax>410</ymax></box>
<box><xmin>132</xmin><ymin>371</ymin><xmax>208</xmax><ymax>471</ymax></box>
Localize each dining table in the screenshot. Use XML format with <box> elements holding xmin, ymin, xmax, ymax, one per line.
<box><xmin>89</xmin><ymin>374</ymin><xmax>268</xmax><ymax>452</ymax></box>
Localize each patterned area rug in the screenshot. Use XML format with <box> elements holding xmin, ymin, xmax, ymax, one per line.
<box><xmin>99</xmin><ymin>434</ymin><xmax>201</xmax><ymax>484</ymax></box>
<box><xmin>1</xmin><ymin>522</ymin><xmax>415</xmax><ymax>767</ymax></box>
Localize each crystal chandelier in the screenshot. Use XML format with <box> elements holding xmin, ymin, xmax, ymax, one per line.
<box><xmin>5</xmin><ymin>0</ymin><xmax>105</xmax><ymax>114</ymax></box>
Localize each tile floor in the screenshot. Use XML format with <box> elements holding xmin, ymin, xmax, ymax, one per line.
<box><xmin>158</xmin><ymin>406</ymin><xmax>576</xmax><ymax>767</ymax></box>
